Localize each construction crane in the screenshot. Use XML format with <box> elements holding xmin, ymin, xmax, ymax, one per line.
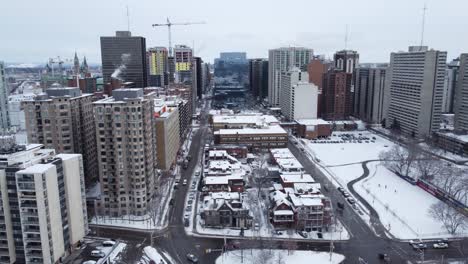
<box><xmin>48</xmin><ymin>56</ymin><xmax>71</xmax><ymax>77</ymax></box>
<box><xmin>152</xmin><ymin>18</ymin><xmax>206</xmax><ymax>57</ymax></box>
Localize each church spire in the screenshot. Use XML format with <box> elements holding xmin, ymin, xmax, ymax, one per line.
<box><xmin>73</xmin><ymin>52</ymin><xmax>80</xmax><ymax>75</ymax></box>
<box><xmin>81</xmin><ymin>56</ymin><xmax>89</xmax><ymax>75</ymax></box>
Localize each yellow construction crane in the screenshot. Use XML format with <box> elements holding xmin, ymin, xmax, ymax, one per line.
<box><xmin>152</xmin><ymin>18</ymin><xmax>206</xmax><ymax>57</ymax></box>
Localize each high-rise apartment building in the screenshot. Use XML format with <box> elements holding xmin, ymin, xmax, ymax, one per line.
<box><xmin>268</xmin><ymin>47</ymin><xmax>314</xmax><ymax>106</ymax></box>
<box><xmin>354</xmin><ymin>65</ymin><xmax>387</xmax><ymax>124</ymax></box>
<box><xmin>155</xmin><ymin>107</ymin><xmax>180</xmax><ymax>170</ymax></box>
<box><xmin>23</xmin><ymin>87</ymin><xmax>98</xmax><ymax>182</ymax></box>
<box><xmin>147</xmin><ymin>47</ymin><xmax>169</xmax><ymax>87</ymax></box>
<box><xmin>454</xmin><ymin>54</ymin><xmax>468</xmax><ymax>132</ymax></box>
<box><xmin>334</xmin><ymin>50</ymin><xmax>359</xmax><ymax>74</ymax></box>
<box><xmin>0</xmin><ymin>62</ymin><xmax>10</xmax><ymax>130</ymax></box>
<box><xmin>280</xmin><ymin>68</ymin><xmax>318</xmax><ymax>121</ymax></box>
<box><xmin>193</xmin><ymin>57</ymin><xmax>203</xmax><ymax>99</ymax></box>
<box><xmin>94</xmin><ymin>88</ymin><xmax>158</xmax><ymax>216</ymax></box>
<box><xmin>444</xmin><ymin>58</ymin><xmax>460</xmax><ymax>114</ymax></box>
<box><xmin>174</xmin><ymin>45</ymin><xmax>193</xmax><ymax>84</ymax></box>
<box><xmin>100</xmin><ymin>31</ymin><xmax>147</xmax><ymax>88</ymax></box>
<box><xmin>0</xmin><ymin>138</ymin><xmax>87</xmax><ymax>264</ymax></box>
<box><xmin>249</xmin><ymin>59</ymin><xmax>269</xmax><ymax>100</ymax></box>
<box><xmin>385</xmin><ymin>46</ymin><xmax>447</xmax><ymax>138</ymax></box>
<box><xmin>307</xmin><ymin>58</ymin><xmax>332</xmax><ymax>118</ymax></box>
<box><xmin>322</xmin><ymin>71</ymin><xmax>354</xmax><ymax>120</ymax></box>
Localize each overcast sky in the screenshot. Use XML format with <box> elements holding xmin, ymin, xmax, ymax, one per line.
<box><xmin>1</xmin><ymin>0</ymin><xmax>467</xmax><ymax>64</ymax></box>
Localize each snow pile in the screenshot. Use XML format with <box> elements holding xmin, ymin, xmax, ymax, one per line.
<box><xmin>215</xmin><ymin>249</ymin><xmax>345</xmax><ymax>264</ymax></box>
<box><xmin>108</xmin><ymin>243</ymin><xmax>127</xmax><ymax>262</ymax></box>
<box><xmin>142</xmin><ymin>246</ymin><xmax>166</xmax><ymax>264</ymax></box>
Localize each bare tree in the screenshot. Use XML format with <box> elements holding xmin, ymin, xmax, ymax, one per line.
<box><xmin>379</xmin><ymin>142</ymin><xmax>420</xmax><ymax>178</ymax></box>
<box><xmin>283</xmin><ymin>240</ymin><xmax>298</xmax><ymax>256</ymax></box>
<box><xmin>252</xmin><ymin>153</ymin><xmax>270</xmax><ymax>198</ymax></box>
<box><xmin>428</xmin><ymin>201</ymin><xmax>468</xmax><ymax>235</ymax></box>
<box><xmin>256</xmin><ymin>249</ymin><xmax>273</xmax><ymax>264</ymax></box>
<box><xmin>415</xmin><ymin>154</ymin><xmax>443</xmax><ymax>180</ymax></box>
<box><xmin>433</xmin><ymin>167</ymin><xmax>468</xmax><ymax>204</ymax></box>
<box><xmin>276</xmin><ymin>251</ymin><xmax>285</xmax><ymax>264</ymax></box>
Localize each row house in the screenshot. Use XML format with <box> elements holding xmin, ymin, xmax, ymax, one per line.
<box><xmin>200</xmin><ymin>192</ymin><xmax>253</xmax><ymax>229</ymax></box>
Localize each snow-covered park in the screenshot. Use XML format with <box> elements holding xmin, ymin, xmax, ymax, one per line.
<box><xmin>215</xmin><ymin>249</ymin><xmax>345</xmax><ymax>264</ymax></box>
<box><xmin>301</xmin><ymin>131</ymin><xmax>468</xmax><ymax>239</ymax></box>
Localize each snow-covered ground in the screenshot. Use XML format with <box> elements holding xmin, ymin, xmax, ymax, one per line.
<box><xmin>141</xmin><ymin>246</ymin><xmax>167</xmax><ymax>264</ymax></box>
<box><xmin>215</xmin><ymin>249</ymin><xmax>345</xmax><ymax>264</ymax></box>
<box><xmin>300</xmin><ymin>131</ymin><xmax>468</xmax><ymax>239</ymax></box>
<box><xmin>355</xmin><ymin>162</ymin><xmax>468</xmax><ymax>239</ymax></box>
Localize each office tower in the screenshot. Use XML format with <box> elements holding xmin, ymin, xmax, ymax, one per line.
<box><xmin>334</xmin><ymin>50</ymin><xmax>359</xmax><ymax>74</ymax></box>
<box><xmin>147</xmin><ymin>47</ymin><xmax>169</xmax><ymax>87</ymax></box>
<box><xmin>155</xmin><ymin>107</ymin><xmax>180</xmax><ymax>170</ymax></box>
<box><xmin>174</xmin><ymin>45</ymin><xmax>193</xmax><ymax>84</ymax></box>
<box><xmin>443</xmin><ymin>58</ymin><xmax>460</xmax><ymax>113</ymax></box>
<box><xmin>8</xmin><ymin>94</ymin><xmax>36</xmax><ymax>130</ymax></box>
<box><xmin>0</xmin><ymin>62</ymin><xmax>10</xmax><ymax>130</ymax></box>
<box><xmin>279</xmin><ymin>68</ymin><xmax>317</xmax><ymax>120</ymax></box>
<box><xmin>385</xmin><ymin>46</ymin><xmax>447</xmax><ymax>138</ymax></box>
<box><xmin>454</xmin><ymin>54</ymin><xmax>468</xmax><ymax>132</ymax></box>
<box><xmin>201</xmin><ymin>62</ymin><xmax>211</xmax><ymax>94</ymax></box>
<box><xmin>249</xmin><ymin>59</ymin><xmax>269</xmax><ymax>100</ymax></box>
<box><xmin>216</xmin><ymin>52</ymin><xmax>247</xmax><ymax>64</ymax></box>
<box><xmin>354</xmin><ymin>65</ymin><xmax>387</xmax><ymax>124</ymax></box>
<box><xmin>307</xmin><ymin>58</ymin><xmax>332</xmax><ymax>117</ymax></box>
<box><xmin>194</xmin><ymin>57</ymin><xmax>203</xmax><ymax>99</ymax></box>
<box><xmin>94</xmin><ymin>88</ymin><xmax>158</xmax><ymax>216</ymax></box>
<box><xmin>22</xmin><ymin>87</ymin><xmax>98</xmax><ymax>182</ymax></box>
<box><xmin>268</xmin><ymin>47</ymin><xmax>314</xmax><ymax>106</ymax></box>
<box><xmin>0</xmin><ymin>138</ymin><xmax>87</xmax><ymax>264</ymax></box>
<box><xmin>100</xmin><ymin>31</ymin><xmax>147</xmax><ymax>88</ymax></box>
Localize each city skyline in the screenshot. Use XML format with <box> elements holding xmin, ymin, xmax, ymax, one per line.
<box><xmin>2</xmin><ymin>0</ymin><xmax>468</xmax><ymax>64</ymax></box>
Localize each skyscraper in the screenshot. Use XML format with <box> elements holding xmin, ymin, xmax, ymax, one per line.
<box><xmin>385</xmin><ymin>46</ymin><xmax>447</xmax><ymax>138</ymax></box>
<box><xmin>174</xmin><ymin>45</ymin><xmax>193</xmax><ymax>84</ymax></box>
<box><xmin>0</xmin><ymin>138</ymin><xmax>87</xmax><ymax>264</ymax></box>
<box><xmin>249</xmin><ymin>59</ymin><xmax>269</xmax><ymax>100</ymax></box>
<box><xmin>22</xmin><ymin>87</ymin><xmax>98</xmax><ymax>183</ymax></box>
<box><xmin>307</xmin><ymin>58</ymin><xmax>332</xmax><ymax>118</ymax></box>
<box><xmin>100</xmin><ymin>31</ymin><xmax>147</xmax><ymax>88</ymax></box>
<box><xmin>268</xmin><ymin>47</ymin><xmax>314</xmax><ymax>106</ymax></box>
<box><xmin>333</xmin><ymin>50</ymin><xmax>359</xmax><ymax>74</ymax></box>
<box><xmin>280</xmin><ymin>68</ymin><xmax>318</xmax><ymax>121</ymax></box>
<box><xmin>94</xmin><ymin>88</ymin><xmax>158</xmax><ymax>216</ymax></box>
<box><xmin>0</xmin><ymin>62</ymin><xmax>10</xmax><ymax>130</ymax></box>
<box><xmin>147</xmin><ymin>47</ymin><xmax>169</xmax><ymax>87</ymax></box>
<box><xmin>354</xmin><ymin>65</ymin><xmax>387</xmax><ymax>124</ymax></box>
<box><xmin>454</xmin><ymin>54</ymin><xmax>468</xmax><ymax>132</ymax></box>
<box><xmin>443</xmin><ymin>58</ymin><xmax>460</xmax><ymax>113</ymax></box>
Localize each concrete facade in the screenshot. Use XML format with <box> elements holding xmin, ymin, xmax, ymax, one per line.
<box><xmin>354</xmin><ymin>66</ymin><xmax>387</xmax><ymax>124</ymax></box>
<box><xmin>385</xmin><ymin>46</ymin><xmax>447</xmax><ymax>138</ymax></box>
<box><xmin>280</xmin><ymin>69</ymin><xmax>318</xmax><ymax>121</ymax></box>
<box><xmin>268</xmin><ymin>47</ymin><xmax>313</xmax><ymax>106</ymax></box>
<box><xmin>454</xmin><ymin>54</ymin><xmax>468</xmax><ymax>132</ymax></box>
<box><xmin>23</xmin><ymin>87</ymin><xmax>98</xmax><ymax>182</ymax></box>
<box><xmin>94</xmin><ymin>88</ymin><xmax>158</xmax><ymax>216</ymax></box>
<box><xmin>155</xmin><ymin>108</ymin><xmax>180</xmax><ymax>170</ymax></box>
<box><xmin>0</xmin><ymin>62</ymin><xmax>9</xmax><ymax>130</ymax></box>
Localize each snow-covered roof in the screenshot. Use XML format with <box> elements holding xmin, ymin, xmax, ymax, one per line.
<box><xmin>273</xmin><ymin>210</ymin><xmax>294</xmax><ymax>216</ymax></box>
<box><xmin>212</xmin><ymin>114</ymin><xmax>279</xmax><ymax>125</ymax></box>
<box><xmin>214</xmin><ymin>125</ymin><xmax>287</xmax><ymax>135</ymax></box>
<box><xmin>289</xmin><ymin>194</ymin><xmax>323</xmax><ymax>207</ymax></box>
<box><xmin>280</xmin><ymin>173</ymin><xmax>315</xmax><ymax>183</ymax></box>
<box><xmin>296</xmin><ymin>119</ymin><xmax>329</xmax><ymax>126</ymax></box>
<box><xmin>293</xmin><ymin>183</ymin><xmax>321</xmax><ymax>194</ymax></box>
<box><xmin>204</xmin><ymin>174</ymin><xmax>243</xmax><ymax>185</ymax></box>
<box><xmin>202</xmin><ymin>192</ymin><xmax>248</xmax><ymax>212</ymax></box>
<box><xmin>270</xmin><ymin>148</ymin><xmax>295</xmax><ymax>160</ymax></box>
<box><xmin>277</xmin><ymin>159</ymin><xmax>303</xmax><ymax>171</ymax></box>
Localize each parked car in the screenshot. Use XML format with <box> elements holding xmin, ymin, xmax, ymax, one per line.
<box><xmin>169</xmin><ymin>199</ymin><xmax>175</xmax><ymax>206</ymax></box>
<box><xmin>297</xmin><ymin>231</ymin><xmax>308</xmax><ymax>238</ymax></box>
<box><xmin>378</xmin><ymin>253</ymin><xmax>390</xmax><ymax>262</ymax></box>
<box><xmin>337</xmin><ymin>202</ymin><xmax>345</xmax><ymax>209</ymax></box>
<box><xmin>183</xmin><ymin>179</ymin><xmax>187</xmax><ymax>186</ymax></box>
<box><xmin>102</xmin><ymin>240</ymin><xmax>115</xmax><ymax>247</ymax></box>
<box><xmin>347</xmin><ymin>198</ymin><xmax>356</xmax><ymax>204</ymax></box>
<box><xmin>433</xmin><ymin>242</ymin><xmax>449</xmax><ymax>249</ymax></box>
<box><xmin>186</xmin><ymin>253</ymin><xmax>199</xmax><ymax>263</ymax></box>
<box><xmin>83</xmin><ymin>261</ymin><xmax>97</xmax><ymax>264</ymax></box>
<box><xmin>90</xmin><ymin>250</ymin><xmax>105</xmax><ymax>258</ymax></box>
<box><xmin>412</xmin><ymin>243</ymin><xmax>427</xmax><ymax>250</ymax></box>
<box><xmin>343</xmin><ymin>192</ymin><xmax>350</xmax><ymax>198</ymax></box>
<box><xmin>317</xmin><ymin>232</ymin><xmax>323</xmax><ymax>239</ymax></box>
